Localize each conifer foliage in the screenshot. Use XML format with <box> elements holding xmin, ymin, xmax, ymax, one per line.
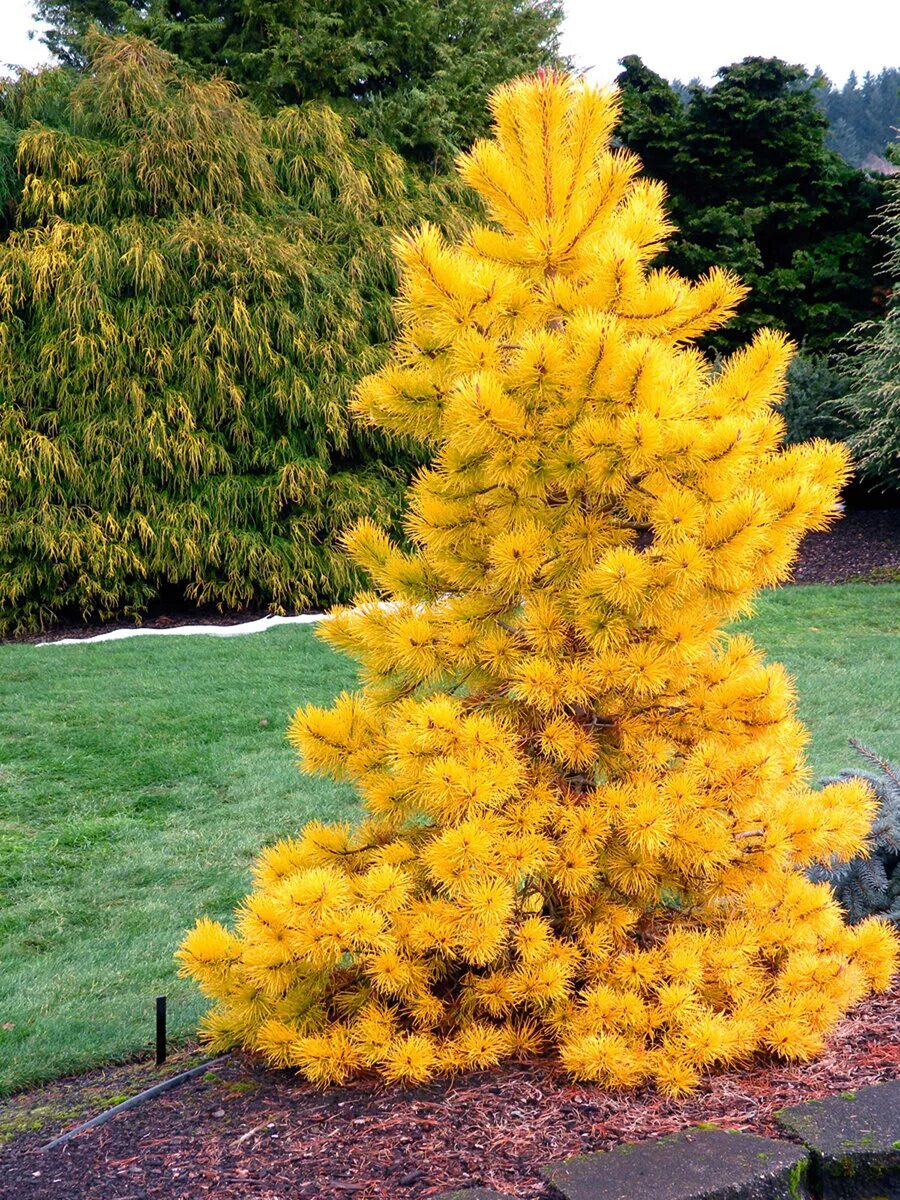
<box><xmin>37</xmin><ymin>0</ymin><xmax>567</xmax><ymax>166</ymax></box>
<box><xmin>0</xmin><ymin>36</ymin><xmax>456</xmax><ymax>633</ymax></box>
<box><xmin>811</xmin><ymin>742</ymin><xmax>900</xmax><ymax>926</ymax></box>
<box><xmin>836</xmin><ymin>179</ymin><xmax>900</xmax><ymax>491</ymax></box>
<box><xmin>614</xmin><ymin>56</ymin><xmax>884</xmax><ymax>356</ymax></box>
<box><xmin>179</xmin><ymin>73</ymin><xmax>897</xmax><ymax>1094</ymax></box>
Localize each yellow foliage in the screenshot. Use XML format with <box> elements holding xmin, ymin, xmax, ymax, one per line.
<box><xmin>179</xmin><ymin>71</ymin><xmax>897</xmax><ymax>1092</ymax></box>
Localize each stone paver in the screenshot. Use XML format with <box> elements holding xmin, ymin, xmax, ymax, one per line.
<box><xmin>776</xmin><ymin>1080</ymin><xmax>900</xmax><ymax>1199</ymax></box>
<box><xmin>432</xmin><ymin>1191</ymin><xmax>516</xmax><ymax>1200</ymax></box>
<box><xmin>541</xmin><ymin>1128</ymin><xmax>810</xmax><ymax>1200</ymax></box>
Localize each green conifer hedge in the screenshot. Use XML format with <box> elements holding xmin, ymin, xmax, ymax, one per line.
<box><xmin>0</xmin><ymin>36</ymin><xmax>462</xmax><ymax>633</ymax></box>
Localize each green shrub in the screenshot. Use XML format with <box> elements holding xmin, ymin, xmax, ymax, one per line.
<box><xmin>781</xmin><ymin>353</ymin><xmax>850</xmax><ymax>445</ymax></box>
<box><xmin>0</xmin><ymin>36</ymin><xmax>463</xmax><ymax>634</ymax></box>
<box><xmin>811</xmin><ymin>741</ymin><xmax>900</xmax><ymax>925</ymax></box>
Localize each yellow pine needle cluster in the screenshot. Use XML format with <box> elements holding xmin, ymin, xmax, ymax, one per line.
<box><xmin>179</xmin><ymin>71</ymin><xmax>897</xmax><ymax>1093</ymax></box>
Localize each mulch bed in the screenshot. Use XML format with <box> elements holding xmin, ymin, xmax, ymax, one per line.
<box><xmin>7</xmin><ymin>508</ymin><xmax>897</xmax><ymax>646</ymax></box>
<box><xmin>2</xmin><ymin>981</ymin><xmax>898</xmax><ymax>1200</ymax></box>
<box><xmin>790</xmin><ymin>507</ymin><xmax>900</xmax><ymax>585</ymax></box>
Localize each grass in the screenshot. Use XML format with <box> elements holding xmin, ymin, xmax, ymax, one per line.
<box><xmin>731</xmin><ymin>584</ymin><xmax>900</xmax><ymax>769</ymax></box>
<box><xmin>0</xmin><ymin>627</ymin><xmax>358</xmax><ymax>1095</ymax></box>
<box><xmin>1</xmin><ymin>583</ymin><xmax>898</xmax><ymax>1095</ymax></box>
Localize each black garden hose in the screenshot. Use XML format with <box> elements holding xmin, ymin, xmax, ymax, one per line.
<box><xmin>39</xmin><ymin>1055</ymin><xmax>231</xmax><ymax>1152</ymax></box>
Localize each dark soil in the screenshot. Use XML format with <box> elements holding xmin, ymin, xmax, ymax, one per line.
<box><xmin>2</xmin><ymin>982</ymin><xmax>898</xmax><ymax>1200</ymax></box>
<box><xmin>790</xmin><ymin>507</ymin><xmax>900</xmax><ymax>585</ymax></box>
<box><xmin>5</xmin><ymin>604</ymin><xmax>302</xmax><ymax>645</ymax></box>
<box><xmin>6</xmin><ymin>510</ymin><xmax>898</xmax><ymax>646</ymax></box>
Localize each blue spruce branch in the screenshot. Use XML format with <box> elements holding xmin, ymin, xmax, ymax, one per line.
<box><xmin>809</xmin><ymin>740</ymin><xmax>900</xmax><ymax>926</ymax></box>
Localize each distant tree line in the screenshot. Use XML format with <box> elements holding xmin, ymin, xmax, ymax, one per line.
<box><xmin>817</xmin><ymin>68</ymin><xmax>900</xmax><ymax>169</ymax></box>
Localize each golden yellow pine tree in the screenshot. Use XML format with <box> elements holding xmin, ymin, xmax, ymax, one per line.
<box><xmin>178</xmin><ymin>71</ymin><xmax>898</xmax><ymax>1095</ymax></box>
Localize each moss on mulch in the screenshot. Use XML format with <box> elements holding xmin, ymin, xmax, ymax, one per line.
<box><xmin>1</xmin><ymin>982</ymin><xmax>898</xmax><ymax>1200</ymax></box>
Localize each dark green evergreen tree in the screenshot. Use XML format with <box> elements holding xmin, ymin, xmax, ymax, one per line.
<box><xmin>34</xmin><ymin>0</ymin><xmax>567</xmax><ymax>165</ymax></box>
<box><xmin>615</xmin><ymin>55</ymin><xmax>687</xmax><ymax>190</ymax></box>
<box><xmin>616</xmin><ymin>56</ymin><xmax>885</xmax><ymax>354</ymax></box>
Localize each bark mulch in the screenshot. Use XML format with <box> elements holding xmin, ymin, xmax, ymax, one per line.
<box><xmin>2</xmin><ymin>981</ymin><xmax>898</xmax><ymax>1200</ymax></box>
<box><xmin>790</xmin><ymin>507</ymin><xmax>899</xmax><ymax>584</ymax></box>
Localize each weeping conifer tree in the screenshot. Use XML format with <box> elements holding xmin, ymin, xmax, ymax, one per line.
<box><xmin>836</xmin><ymin>179</ymin><xmax>900</xmax><ymax>491</ymax></box>
<box><xmin>0</xmin><ymin>35</ymin><xmax>463</xmax><ymax>633</ymax></box>
<box><xmin>179</xmin><ymin>73</ymin><xmax>897</xmax><ymax>1094</ymax></box>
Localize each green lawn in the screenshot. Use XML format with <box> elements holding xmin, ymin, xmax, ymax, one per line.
<box><xmin>731</xmin><ymin>584</ymin><xmax>900</xmax><ymax>768</ymax></box>
<box><xmin>1</xmin><ymin>583</ymin><xmax>898</xmax><ymax>1094</ymax></box>
<box><xmin>0</xmin><ymin>626</ymin><xmax>359</xmax><ymax>1095</ymax></box>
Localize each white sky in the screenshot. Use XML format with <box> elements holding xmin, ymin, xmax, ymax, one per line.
<box><xmin>0</xmin><ymin>0</ymin><xmax>898</xmax><ymax>86</ymax></box>
<box><xmin>1</xmin><ymin>1</ymin><xmax>51</xmax><ymax>73</ymax></box>
<box><xmin>562</xmin><ymin>0</ymin><xmax>900</xmax><ymax>86</ymax></box>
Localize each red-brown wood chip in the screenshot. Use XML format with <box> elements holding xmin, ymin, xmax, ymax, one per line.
<box><xmin>2</xmin><ymin>980</ymin><xmax>898</xmax><ymax>1200</ymax></box>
